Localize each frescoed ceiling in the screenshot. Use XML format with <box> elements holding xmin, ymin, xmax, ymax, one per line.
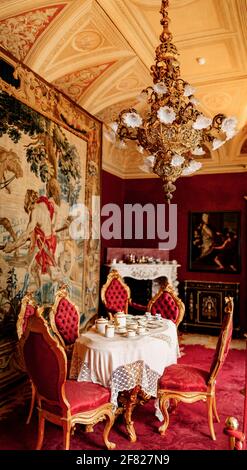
<box><xmin>0</xmin><ymin>0</ymin><xmax>247</xmax><ymax>178</ymax></box>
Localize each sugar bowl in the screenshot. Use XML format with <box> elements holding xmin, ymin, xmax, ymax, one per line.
<box><xmin>105</xmin><ymin>323</ymin><xmax>115</xmax><ymax>338</ymax></box>
<box><xmin>95</xmin><ymin>317</ymin><xmax>108</xmax><ymax>334</ymax></box>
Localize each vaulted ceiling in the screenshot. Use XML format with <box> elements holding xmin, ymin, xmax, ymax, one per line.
<box><xmin>0</xmin><ymin>0</ymin><xmax>247</xmax><ymax>178</ymax></box>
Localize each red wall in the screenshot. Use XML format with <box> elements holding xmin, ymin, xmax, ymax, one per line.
<box><xmin>101</xmin><ymin>171</ymin><xmax>124</xmax><ymax>263</ymax></box>
<box><xmin>102</xmin><ymin>170</ymin><xmax>247</xmax><ymax>329</ymax></box>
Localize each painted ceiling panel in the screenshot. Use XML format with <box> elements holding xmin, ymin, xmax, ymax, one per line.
<box><xmin>0</xmin><ymin>0</ymin><xmax>245</xmax><ymax>178</ymax></box>
<box><xmin>52</xmin><ymin>61</ymin><xmax>115</xmax><ymax>102</ymax></box>
<box><xmin>0</xmin><ymin>4</ymin><xmax>66</xmax><ymax>61</ymax></box>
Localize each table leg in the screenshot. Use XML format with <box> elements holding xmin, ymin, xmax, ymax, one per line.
<box><xmin>118</xmin><ymin>386</ymin><xmax>150</xmax><ymax>442</ymax></box>
<box><xmin>124</xmin><ymin>386</ymin><xmax>139</xmax><ymax>442</ymax></box>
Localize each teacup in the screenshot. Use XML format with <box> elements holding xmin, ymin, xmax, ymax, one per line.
<box><xmin>127</xmin><ymin>321</ymin><xmax>138</xmax><ymax>330</ymax></box>
<box><xmin>137</xmin><ymin>326</ymin><xmax>146</xmax><ymax>335</ymax></box>
<box><xmin>117</xmin><ymin>327</ymin><xmax>127</xmax><ymax>334</ymax></box>
<box><xmin>127</xmin><ymin>329</ymin><xmax>136</xmax><ymax>337</ymax></box>
<box><xmin>145</xmin><ymin>312</ymin><xmax>152</xmax><ymax>320</ymax></box>
<box><xmin>155</xmin><ymin>313</ymin><xmax>162</xmax><ymax>320</ymax></box>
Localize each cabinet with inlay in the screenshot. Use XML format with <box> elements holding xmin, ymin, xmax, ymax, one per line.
<box><xmin>180</xmin><ymin>280</ymin><xmax>240</xmax><ymax>335</ymax></box>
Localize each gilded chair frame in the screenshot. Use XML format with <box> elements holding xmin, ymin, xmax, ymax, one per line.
<box><xmin>101</xmin><ymin>270</ymin><xmax>131</xmax><ymax>319</ymax></box>
<box><xmin>147</xmin><ymin>283</ymin><xmax>185</xmax><ymax>326</ymax></box>
<box><xmin>16</xmin><ymin>292</ymin><xmax>37</xmax><ymax>340</ymax></box>
<box><xmin>49</xmin><ymin>284</ymin><xmax>80</xmax><ymax>348</ymax></box>
<box><xmin>158</xmin><ymin>297</ymin><xmax>234</xmax><ymax>441</ymax></box>
<box><xmin>21</xmin><ymin>312</ymin><xmax>116</xmax><ymax>450</ymax></box>
<box><xmin>16</xmin><ymin>292</ymin><xmax>42</xmax><ymax>424</ymax></box>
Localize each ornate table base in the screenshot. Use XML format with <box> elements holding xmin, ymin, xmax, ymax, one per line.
<box><xmin>117</xmin><ymin>386</ymin><xmax>151</xmax><ymax>442</ymax></box>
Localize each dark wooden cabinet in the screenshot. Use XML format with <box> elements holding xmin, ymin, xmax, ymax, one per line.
<box><xmin>180</xmin><ymin>280</ymin><xmax>240</xmax><ymax>335</ymax></box>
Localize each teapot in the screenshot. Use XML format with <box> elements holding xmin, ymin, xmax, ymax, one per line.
<box><xmin>114</xmin><ymin>312</ymin><xmax>126</xmax><ymax>328</ymax></box>
<box><xmin>95</xmin><ymin>317</ymin><xmax>108</xmax><ymax>334</ymax></box>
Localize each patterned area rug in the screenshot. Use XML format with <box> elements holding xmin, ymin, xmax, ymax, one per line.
<box><xmin>0</xmin><ymin>343</ymin><xmax>245</xmax><ymax>451</ymax></box>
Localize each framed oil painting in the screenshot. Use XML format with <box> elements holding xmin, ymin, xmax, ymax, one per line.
<box><xmin>0</xmin><ymin>48</ymin><xmax>101</xmax><ymax>340</ymax></box>
<box><xmin>189</xmin><ymin>211</ymin><xmax>241</xmax><ymax>273</ymax></box>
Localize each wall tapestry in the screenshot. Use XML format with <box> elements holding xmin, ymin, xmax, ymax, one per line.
<box><xmin>0</xmin><ymin>48</ymin><xmax>101</xmax><ymax>416</ymax></box>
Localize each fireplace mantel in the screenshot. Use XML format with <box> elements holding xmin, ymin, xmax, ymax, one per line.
<box><xmin>108</xmin><ymin>262</ymin><xmax>180</xmax><ymax>295</ymax></box>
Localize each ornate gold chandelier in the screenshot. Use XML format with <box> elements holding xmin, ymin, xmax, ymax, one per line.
<box><xmin>106</xmin><ymin>0</ymin><xmax>237</xmax><ymax>202</ymax></box>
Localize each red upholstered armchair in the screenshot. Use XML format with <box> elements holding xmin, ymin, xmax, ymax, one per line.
<box><xmin>20</xmin><ymin>311</ymin><xmax>116</xmax><ymax>450</ymax></box>
<box><xmin>101</xmin><ymin>270</ymin><xmax>146</xmax><ymax>320</ymax></box>
<box><xmin>49</xmin><ymin>284</ymin><xmax>80</xmax><ymax>351</ymax></box>
<box><xmin>157</xmin><ymin>297</ymin><xmax>234</xmax><ymax>441</ymax></box>
<box><xmin>16</xmin><ymin>292</ymin><xmax>39</xmax><ymax>424</ymax></box>
<box><xmin>147</xmin><ymin>282</ymin><xmax>185</xmax><ymax>326</ymax></box>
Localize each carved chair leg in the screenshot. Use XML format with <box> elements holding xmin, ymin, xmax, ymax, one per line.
<box><xmin>168</xmin><ymin>398</ymin><xmax>178</xmax><ymax>414</ymax></box>
<box><xmin>103</xmin><ymin>410</ymin><xmax>116</xmax><ymax>450</ymax></box>
<box><xmin>207</xmin><ymin>396</ymin><xmax>216</xmax><ymax>440</ymax></box>
<box><xmin>36</xmin><ymin>413</ymin><xmax>45</xmax><ymax>450</ymax></box>
<box><xmin>213</xmin><ymin>395</ymin><xmax>220</xmax><ymax>423</ymax></box>
<box><xmin>26</xmin><ymin>381</ymin><xmax>36</xmax><ymax>424</ymax></box>
<box><xmin>63</xmin><ymin>421</ymin><xmax>71</xmax><ymax>450</ymax></box>
<box><xmin>158</xmin><ymin>395</ymin><xmax>170</xmax><ymax>436</ymax></box>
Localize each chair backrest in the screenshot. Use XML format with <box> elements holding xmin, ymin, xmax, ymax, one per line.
<box><xmin>101</xmin><ymin>270</ymin><xmax>131</xmax><ymax>315</ymax></box>
<box><xmin>208</xmin><ymin>296</ymin><xmax>234</xmax><ymax>384</ymax></box>
<box><xmin>16</xmin><ymin>292</ymin><xmax>37</xmax><ymax>339</ymax></box>
<box><xmin>147</xmin><ymin>283</ymin><xmax>185</xmax><ymax>326</ymax></box>
<box><xmin>21</xmin><ymin>311</ymin><xmax>69</xmax><ymax>413</ymax></box>
<box><xmin>49</xmin><ymin>285</ymin><xmax>80</xmax><ymax>347</ymax></box>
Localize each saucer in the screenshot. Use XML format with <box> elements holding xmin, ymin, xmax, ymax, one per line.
<box><xmin>147</xmin><ymin>322</ymin><xmax>160</xmax><ymax>329</ymax></box>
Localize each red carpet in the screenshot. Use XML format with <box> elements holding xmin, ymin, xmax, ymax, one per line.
<box><xmin>0</xmin><ymin>345</ymin><xmax>245</xmax><ymax>450</ymax></box>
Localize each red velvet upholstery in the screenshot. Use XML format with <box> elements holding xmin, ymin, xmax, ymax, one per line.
<box><xmin>43</xmin><ymin>381</ymin><xmax>111</xmax><ymax>416</ymax></box>
<box><xmin>65</xmin><ymin>381</ymin><xmax>111</xmax><ymax>413</ymax></box>
<box><xmin>101</xmin><ymin>270</ymin><xmax>147</xmax><ymax>318</ymax></box>
<box><xmin>150</xmin><ymin>292</ymin><xmax>179</xmax><ymax>323</ymax></box>
<box><xmin>21</xmin><ymin>315</ymin><xmax>115</xmax><ymax>450</ymax></box>
<box><xmin>159</xmin><ymin>364</ymin><xmax>209</xmax><ymax>392</ymax></box>
<box><xmin>55</xmin><ymin>298</ymin><xmax>79</xmax><ymax>345</ymax></box>
<box><xmin>23</xmin><ymin>331</ymin><xmax>61</xmax><ymax>402</ymax></box>
<box><xmin>157</xmin><ymin>301</ymin><xmax>234</xmax><ymax>441</ymax></box>
<box><xmin>104</xmin><ymin>278</ymin><xmax>129</xmax><ymax>313</ymax></box>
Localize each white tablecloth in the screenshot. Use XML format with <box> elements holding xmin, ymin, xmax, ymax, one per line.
<box><xmin>70</xmin><ymin>318</ymin><xmax>180</xmax><ymax>407</ymax></box>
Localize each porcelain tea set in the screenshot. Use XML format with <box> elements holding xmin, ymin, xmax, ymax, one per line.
<box><xmin>95</xmin><ymin>311</ymin><xmax>162</xmax><ymax>338</ymax></box>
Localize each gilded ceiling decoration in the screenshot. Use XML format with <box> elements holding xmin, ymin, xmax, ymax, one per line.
<box><xmin>52</xmin><ymin>62</ymin><xmax>115</xmax><ymax>102</ymax></box>
<box><xmin>0</xmin><ymin>0</ymin><xmax>246</xmax><ymax>178</ymax></box>
<box><xmin>202</xmin><ymin>92</ymin><xmax>233</xmax><ymax>112</ymax></box>
<box><xmin>0</xmin><ymin>4</ymin><xmax>66</xmax><ymax>61</ymax></box>
<box><xmin>72</xmin><ymin>30</ymin><xmax>103</xmax><ymax>52</ymax></box>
